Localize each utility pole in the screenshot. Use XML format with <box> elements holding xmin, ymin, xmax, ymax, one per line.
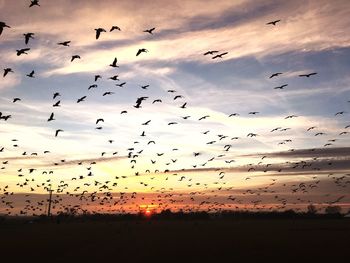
<box><xmin>47</xmin><ymin>185</ymin><xmax>53</xmax><ymax>217</ymax></box>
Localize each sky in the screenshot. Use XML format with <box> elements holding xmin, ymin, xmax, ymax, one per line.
<box><xmin>0</xmin><ymin>0</ymin><xmax>350</xmax><ymax>215</ymax></box>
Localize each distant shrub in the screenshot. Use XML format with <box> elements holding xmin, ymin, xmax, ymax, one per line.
<box><xmin>325</xmin><ymin>206</ymin><xmax>342</xmax><ymax>215</ymax></box>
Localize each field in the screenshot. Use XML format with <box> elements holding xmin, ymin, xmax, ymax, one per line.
<box><xmin>0</xmin><ymin>218</ymin><xmax>349</xmax><ymax>262</ymax></box>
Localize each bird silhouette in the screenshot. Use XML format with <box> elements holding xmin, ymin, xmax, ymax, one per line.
<box><xmin>16</xmin><ymin>48</ymin><xmax>30</xmax><ymax>56</ymax></box>
<box><xmin>110</xmin><ymin>25</ymin><xmax>121</xmax><ymax>31</ymax></box>
<box><xmin>136</xmin><ymin>48</ymin><xmax>148</xmax><ymax>56</ymax></box>
<box><xmin>134</xmin><ymin>97</ymin><xmax>148</xmax><ymax>108</ymax></box>
<box><xmin>77</xmin><ymin>96</ymin><xmax>87</xmax><ymax>103</ymax></box>
<box><xmin>29</xmin><ymin>0</ymin><xmax>40</xmax><ymax>7</ymax></box>
<box><xmin>204</xmin><ymin>50</ymin><xmax>219</xmax><ymax>55</ymax></box>
<box><xmin>23</xmin><ymin>33</ymin><xmax>34</xmax><ymax>45</ymax></box>
<box><xmin>26</xmin><ymin>70</ymin><xmax>35</xmax><ymax>78</ymax></box>
<box><xmin>3</xmin><ymin>68</ymin><xmax>13</xmax><ymax>77</ymax></box>
<box><xmin>266</xmin><ymin>19</ymin><xmax>281</xmax><ymax>25</ymax></box>
<box><xmin>57</xmin><ymin>41</ymin><xmax>70</xmax><ymax>46</ymax></box>
<box><xmin>110</xmin><ymin>57</ymin><xmax>119</xmax><ymax>67</ymax></box>
<box><xmin>0</xmin><ymin>21</ymin><xmax>10</xmax><ymax>35</ymax></box>
<box><xmin>103</xmin><ymin>91</ymin><xmax>114</xmax><ymax>96</ymax></box>
<box><xmin>95</xmin><ymin>28</ymin><xmax>106</xmax><ymax>39</ymax></box>
<box><xmin>71</xmin><ymin>55</ymin><xmax>81</xmax><ymax>62</ymax></box>
<box><xmin>212</xmin><ymin>52</ymin><xmax>228</xmax><ymax>59</ymax></box>
<box><xmin>143</xmin><ymin>27</ymin><xmax>155</xmax><ymax>34</ymax></box>
<box><xmin>274</xmin><ymin>84</ymin><xmax>288</xmax><ymax>89</ymax></box>
<box><xmin>269</xmin><ymin>72</ymin><xmax>283</xmax><ymax>78</ymax></box>
<box><xmin>299</xmin><ymin>72</ymin><xmax>317</xmax><ymax>77</ymax></box>
<box><xmin>13</xmin><ymin>98</ymin><xmax>21</xmax><ymax>103</ymax></box>
<box><xmin>53</xmin><ymin>100</ymin><xmax>61</xmax><ymax>107</ymax></box>
<box><xmin>47</xmin><ymin>113</ymin><xmax>55</xmax><ymax>122</ymax></box>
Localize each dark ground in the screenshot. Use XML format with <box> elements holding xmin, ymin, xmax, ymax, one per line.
<box><xmin>0</xmin><ymin>218</ymin><xmax>349</xmax><ymax>262</ymax></box>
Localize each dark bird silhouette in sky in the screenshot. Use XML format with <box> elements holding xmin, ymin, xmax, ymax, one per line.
<box><xmin>53</xmin><ymin>100</ymin><xmax>61</xmax><ymax>107</ymax></box>
<box><xmin>23</xmin><ymin>33</ymin><xmax>34</xmax><ymax>45</ymax></box>
<box><xmin>299</xmin><ymin>72</ymin><xmax>317</xmax><ymax>77</ymax></box>
<box><xmin>269</xmin><ymin>72</ymin><xmax>283</xmax><ymax>78</ymax></box>
<box><xmin>110</xmin><ymin>25</ymin><xmax>121</xmax><ymax>31</ymax></box>
<box><xmin>116</xmin><ymin>82</ymin><xmax>126</xmax><ymax>87</ymax></box>
<box><xmin>274</xmin><ymin>84</ymin><xmax>288</xmax><ymax>89</ymax></box>
<box><xmin>134</xmin><ymin>97</ymin><xmax>148</xmax><ymax>108</ymax></box>
<box><xmin>71</xmin><ymin>55</ymin><xmax>81</xmax><ymax>62</ymax></box>
<box><xmin>204</xmin><ymin>50</ymin><xmax>219</xmax><ymax>55</ymax></box>
<box><xmin>0</xmin><ymin>21</ymin><xmax>10</xmax><ymax>36</ymax></box>
<box><xmin>212</xmin><ymin>52</ymin><xmax>228</xmax><ymax>59</ymax></box>
<box><xmin>180</xmin><ymin>103</ymin><xmax>187</xmax><ymax>108</ymax></box>
<box><xmin>16</xmin><ymin>48</ymin><xmax>30</xmax><ymax>56</ymax></box>
<box><xmin>55</xmin><ymin>129</ymin><xmax>63</xmax><ymax>137</ymax></box>
<box><xmin>103</xmin><ymin>91</ymin><xmax>114</xmax><ymax>96</ymax></box>
<box><xmin>143</xmin><ymin>27</ymin><xmax>155</xmax><ymax>34</ymax></box>
<box><xmin>26</xmin><ymin>70</ymin><xmax>35</xmax><ymax>78</ymax></box>
<box><xmin>3</xmin><ymin>68</ymin><xmax>13</xmax><ymax>77</ymax></box>
<box><xmin>110</xmin><ymin>57</ymin><xmax>119</xmax><ymax>68</ymax></box>
<box><xmin>96</xmin><ymin>118</ymin><xmax>104</xmax><ymax>124</ymax></box>
<box><xmin>13</xmin><ymin>98</ymin><xmax>21</xmax><ymax>103</ymax></box>
<box><xmin>266</xmin><ymin>19</ymin><xmax>281</xmax><ymax>25</ymax></box>
<box><xmin>29</xmin><ymin>0</ymin><xmax>40</xmax><ymax>7</ymax></box>
<box><xmin>136</xmin><ymin>48</ymin><xmax>148</xmax><ymax>56</ymax></box>
<box><xmin>53</xmin><ymin>92</ymin><xmax>60</xmax><ymax>99</ymax></box>
<box><xmin>77</xmin><ymin>96</ymin><xmax>87</xmax><ymax>103</ymax></box>
<box><xmin>47</xmin><ymin>113</ymin><xmax>55</xmax><ymax>122</ymax></box>
<box><xmin>57</xmin><ymin>41</ymin><xmax>70</xmax><ymax>46</ymax></box>
<box><xmin>95</xmin><ymin>28</ymin><xmax>106</xmax><ymax>39</ymax></box>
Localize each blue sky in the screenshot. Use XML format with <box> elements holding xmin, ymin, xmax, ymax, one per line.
<box><xmin>0</xmin><ymin>0</ymin><xmax>349</xmax><ymax>215</ymax></box>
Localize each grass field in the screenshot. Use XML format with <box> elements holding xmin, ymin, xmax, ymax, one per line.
<box><xmin>1</xmin><ymin>218</ymin><xmax>349</xmax><ymax>262</ymax></box>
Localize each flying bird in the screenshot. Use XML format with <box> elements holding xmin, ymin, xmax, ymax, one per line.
<box><xmin>96</xmin><ymin>118</ymin><xmax>104</xmax><ymax>124</ymax></box>
<box><xmin>266</xmin><ymin>19</ymin><xmax>281</xmax><ymax>25</ymax></box>
<box><xmin>57</xmin><ymin>41</ymin><xmax>70</xmax><ymax>46</ymax></box>
<box><xmin>110</xmin><ymin>26</ymin><xmax>121</xmax><ymax>31</ymax></box>
<box><xmin>3</xmin><ymin>68</ymin><xmax>13</xmax><ymax>77</ymax></box>
<box><xmin>53</xmin><ymin>92</ymin><xmax>60</xmax><ymax>99</ymax></box>
<box><xmin>95</xmin><ymin>28</ymin><xmax>106</xmax><ymax>39</ymax></box>
<box><xmin>269</xmin><ymin>72</ymin><xmax>283</xmax><ymax>78</ymax></box>
<box><xmin>274</xmin><ymin>84</ymin><xmax>288</xmax><ymax>89</ymax></box>
<box><xmin>16</xmin><ymin>48</ymin><xmax>30</xmax><ymax>56</ymax></box>
<box><xmin>0</xmin><ymin>21</ymin><xmax>10</xmax><ymax>36</ymax></box>
<box><xmin>134</xmin><ymin>97</ymin><xmax>148</xmax><ymax>108</ymax></box>
<box><xmin>136</xmin><ymin>48</ymin><xmax>148</xmax><ymax>56</ymax></box>
<box><xmin>55</xmin><ymin>129</ymin><xmax>63</xmax><ymax>137</ymax></box>
<box><xmin>143</xmin><ymin>27</ymin><xmax>155</xmax><ymax>34</ymax></box>
<box><xmin>110</xmin><ymin>57</ymin><xmax>119</xmax><ymax>67</ymax></box>
<box><xmin>47</xmin><ymin>113</ymin><xmax>55</xmax><ymax>122</ymax></box>
<box><xmin>13</xmin><ymin>98</ymin><xmax>21</xmax><ymax>103</ymax></box>
<box><xmin>29</xmin><ymin>0</ymin><xmax>40</xmax><ymax>7</ymax></box>
<box><xmin>53</xmin><ymin>100</ymin><xmax>61</xmax><ymax>107</ymax></box>
<box><xmin>77</xmin><ymin>96</ymin><xmax>87</xmax><ymax>103</ymax></box>
<box><xmin>212</xmin><ymin>52</ymin><xmax>228</xmax><ymax>59</ymax></box>
<box><xmin>299</xmin><ymin>72</ymin><xmax>317</xmax><ymax>77</ymax></box>
<box><xmin>23</xmin><ymin>33</ymin><xmax>34</xmax><ymax>45</ymax></box>
<box><xmin>71</xmin><ymin>55</ymin><xmax>81</xmax><ymax>62</ymax></box>
<box><xmin>26</xmin><ymin>70</ymin><xmax>35</xmax><ymax>78</ymax></box>
<box><xmin>103</xmin><ymin>91</ymin><xmax>114</xmax><ymax>96</ymax></box>
<box><xmin>204</xmin><ymin>50</ymin><xmax>219</xmax><ymax>55</ymax></box>
<box><xmin>180</xmin><ymin>103</ymin><xmax>187</xmax><ymax>108</ymax></box>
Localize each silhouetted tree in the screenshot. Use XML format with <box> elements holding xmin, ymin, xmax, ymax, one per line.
<box><xmin>307</xmin><ymin>204</ymin><xmax>317</xmax><ymax>214</ymax></box>
<box><xmin>325</xmin><ymin>205</ymin><xmax>342</xmax><ymax>215</ymax></box>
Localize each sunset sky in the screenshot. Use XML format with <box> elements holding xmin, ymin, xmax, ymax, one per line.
<box><xmin>0</xmin><ymin>0</ymin><xmax>349</xmax><ymax>215</ymax></box>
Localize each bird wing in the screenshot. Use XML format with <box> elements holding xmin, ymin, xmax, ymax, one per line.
<box><xmin>136</xmin><ymin>49</ymin><xmax>142</xmax><ymax>56</ymax></box>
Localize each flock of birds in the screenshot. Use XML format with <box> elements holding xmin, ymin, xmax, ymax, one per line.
<box><xmin>0</xmin><ymin>1</ymin><xmax>349</xmax><ymax>216</ymax></box>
